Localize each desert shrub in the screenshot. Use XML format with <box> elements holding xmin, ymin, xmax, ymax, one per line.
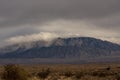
<box><xmin>47</xmin><ymin>74</ymin><xmax>60</xmax><ymax>80</ymax></box>
<box><xmin>106</xmin><ymin>66</ymin><xmax>111</xmax><ymax>71</ymax></box>
<box><xmin>74</xmin><ymin>72</ymin><xmax>84</xmax><ymax>79</ymax></box>
<box><xmin>37</xmin><ymin>68</ymin><xmax>51</xmax><ymax>80</ymax></box>
<box><xmin>1</xmin><ymin>64</ymin><xmax>29</xmax><ymax>80</ymax></box>
<box><xmin>91</xmin><ymin>71</ymin><xmax>109</xmax><ymax>77</ymax></box>
<box><xmin>115</xmin><ymin>73</ymin><xmax>120</xmax><ymax>80</ymax></box>
<box><xmin>64</xmin><ymin>71</ymin><xmax>74</xmax><ymax>77</ymax></box>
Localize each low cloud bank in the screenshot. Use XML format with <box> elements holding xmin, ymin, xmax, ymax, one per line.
<box><xmin>5</xmin><ymin>32</ymin><xmax>120</xmax><ymax>46</ymax></box>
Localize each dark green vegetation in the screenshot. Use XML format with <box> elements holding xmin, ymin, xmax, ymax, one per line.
<box><xmin>0</xmin><ymin>63</ymin><xmax>120</xmax><ymax>80</ymax></box>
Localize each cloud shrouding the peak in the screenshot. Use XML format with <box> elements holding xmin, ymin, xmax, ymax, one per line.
<box><xmin>5</xmin><ymin>32</ymin><xmax>58</xmax><ymax>44</ymax></box>
<box><xmin>5</xmin><ymin>32</ymin><xmax>120</xmax><ymax>46</ymax></box>
<box><xmin>5</xmin><ymin>32</ymin><xmax>83</xmax><ymax>44</ymax></box>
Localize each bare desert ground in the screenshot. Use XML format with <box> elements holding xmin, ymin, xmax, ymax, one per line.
<box><xmin>0</xmin><ymin>63</ymin><xmax>120</xmax><ymax>80</ymax></box>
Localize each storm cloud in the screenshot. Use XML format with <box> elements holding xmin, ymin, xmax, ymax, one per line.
<box><xmin>0</xmin><ymin>0</ymin><xmax>120</xmax><ymax>46</ymax></box>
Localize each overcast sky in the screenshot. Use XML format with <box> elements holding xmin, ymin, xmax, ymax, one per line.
<box><xmin>0</xmin><ymin>0</ymin><xmax>120</xmax><ymax>46</ymax></box>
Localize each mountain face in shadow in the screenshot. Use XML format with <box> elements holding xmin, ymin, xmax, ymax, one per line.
<box><xmin>0</xmin><ymin>37</ymin><xmax>120</xmax><ymax>59</ymax></box>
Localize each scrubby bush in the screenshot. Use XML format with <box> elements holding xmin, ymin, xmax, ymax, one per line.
<box><xmin>37</xmin><ymin>68</ymin><xmax>51</xmax><ymax>80</ymax></box>
<box><xmin>1</xmin><ymin>64</ymin><xmax>29</xmax><ymax>80</ymax></box>
<box><xmin>106</xmin><ymin>66</ymin><xmax>111</xmax><ymax>71</ymax></box>
<box><xmin>92</xmin><ymin>71</ymin><xmax>113</xmax><ymax>78</ymax></box>
<box><xmin>91</xmin><ymin>70</ymin><xmax>109</xmax><ymax>77</ymax></box>
<box><xmin>64</xmin><ymin>71</ymin><xmax>74</xmax><ymax>77</ymax></box>
<box><xmin>74</xmin><ymin>72</ymin><xmax>84</xmax><ymax>79</ymax></box>
<box><xmin>115</xmin><ymin>73</ymin><xmax>120</xmax><ymax>80</ymax></box>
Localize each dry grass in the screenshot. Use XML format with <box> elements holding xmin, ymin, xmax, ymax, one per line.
<box><xmin>0</xmin><ymin>63</ymin><xmax>120</xmax><ymax>80</ymax></box>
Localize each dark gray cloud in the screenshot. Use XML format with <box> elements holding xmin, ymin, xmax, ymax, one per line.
<box><xmin>0</xmin><ymin>0</ymin><xmax>120</xmax><ymax>46</ymax></box>
<box><xmin>0</xmin><ymin>0</ymin><xmax>120</xmax><ymax>27</ymax></box>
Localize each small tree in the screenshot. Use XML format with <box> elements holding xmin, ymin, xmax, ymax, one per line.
<box><xmin>1</xmin><ymin>64</ymin><xmax>29</xmax><ymax>80</ymax></box>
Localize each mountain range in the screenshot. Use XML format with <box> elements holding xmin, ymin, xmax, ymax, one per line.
<box><xmin>0</xmin><ymin>37</ymin><xmax>120</xmax><ymax>64</ymax></box>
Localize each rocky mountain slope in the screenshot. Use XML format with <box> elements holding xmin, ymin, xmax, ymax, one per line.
<box><xmin>0</xmin><ymin>37</ymin><xmax>120</xmax><ymax>59</ymax></box>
